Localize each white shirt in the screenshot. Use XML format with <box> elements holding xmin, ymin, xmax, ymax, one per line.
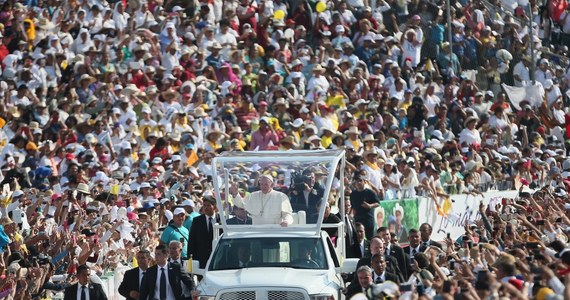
<box><xmin>154</xmin><ymin>264</ymin><xmax>174</xmax><ymax>300</ymax></box>
<box><xmin>76</xmin><ymin>284</ymin><xmax>90</xmax><ymax>300</ymax></box>
<box><xmin>408</xmin><ymin>245</ymin><xmax>420</xmax><ymax>256</ymax></box>
<box><xmin>513</xmin><ymin>61</ymin><xmax>530</xmax><ymax>87</ymax></box>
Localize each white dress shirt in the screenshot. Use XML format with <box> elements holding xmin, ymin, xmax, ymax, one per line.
<box><xmin>154</xmin><ymin>264</ymin><xmax>174</xmax><ymax>300</ymax></box>
<box><xmin>409</xmin><ymin>246</ymin><xmax>420</xmax><ymax>256</ymax></box>
<box><xmin>76</xmin><ymin>284</ymin><xmax>90</xmax><ymax>300</ymax></box>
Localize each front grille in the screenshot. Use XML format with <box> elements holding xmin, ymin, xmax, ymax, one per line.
<box><xmin>219</xmin><ymin>291</ymin><xmax>256</xmax><ymax>300</ymax></box>
<box><xmin>219</xmin><ymin>289</ymin><xmax>308</xmax><ymax>300</ymax></box>
<box><xmin>268</xmin><ymin>290</ymin><xmax>305</xmax><ymax>300</ymax></box>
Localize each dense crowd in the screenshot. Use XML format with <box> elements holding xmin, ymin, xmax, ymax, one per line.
<box><xmin>2</xmin><ymin>0</ymin><xmax>570</xmax><ymax>298</ymax></box>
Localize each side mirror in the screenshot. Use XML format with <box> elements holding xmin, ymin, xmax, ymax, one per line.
<box><xmin>341</xmin><ymin>258</ymin><xmax>359</xmax><ymax>274</ymax></box>
<box><xmin>191</xmin><ymin>260</ymin><xmax>205</xmax><ymax>276</ymax></box>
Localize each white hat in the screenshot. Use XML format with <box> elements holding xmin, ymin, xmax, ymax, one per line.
<box><xmin>173</xmin><ymin>207</ymin><xmax>186</xmax><ymax>215</ymax></box>
<box><xmin>140</xmin><ymin>182</ymin><xmax>151</xmax><ymax>189</ymax></box>
<box><xmin>182</xmin><ymin>199</ymin><xmax>195</xmax><ymax>207</ymax></box>
<box><xmin>164</xmin><ymin>210</ymin><xmax>173</xmax><ymax>222</ymax></box>
<box><xmin>291</xmin><ymin>118</ymin><xmax>304</xmax><ymax>128</ymax></box>
<box><xmin>172</xmin><ymin>5</ymin><xmax>184</xmax><ymax>12</ymax></box>
<box><xmin>335</xmin><ymin>25</ymin><xmax>345</xmax><ymax>32</ymax></box>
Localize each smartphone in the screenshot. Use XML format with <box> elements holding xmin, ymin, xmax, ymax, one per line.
<box><xmin>526</xmin><ymin>242</ymin><xmax>539</xmax><ymax>249</ymax></box>
<box><xmin>526</xmin><ymin>256</ymin><xmax>534</xmax><ymax>263</ymax></box>
<box><xmin>449</xmin><ymin>260</ymin><xmax>455</xmax><ymax>270</ymax></box>
<box><xmin>555</xmin><ymin>217</ymin><xmax>563</xmax><ymax>223</ymax></box>
<box><xmin>447</xmin><ymin>232</ymin><xmax>451</xmax><ymax>239</ymax></box>
<box><xmin>400</xmin><ymin>284</ymin><xmax>413</xmax><ymax>292</ymax></box>
<box><xmin>536</xmin><ymin>220</ymin><xmax>545</xmax><ymax>226</ymax></box>
<box><xmin>506</xmin><ymin>224</ymin><xmax>512</xmax><ymax>235</ymax></box>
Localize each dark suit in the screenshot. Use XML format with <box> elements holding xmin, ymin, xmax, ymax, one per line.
<box><xmin>348</xmin><ymin>240</ymin><xmax>370</xmax><ymax>259</ymax></box>
<box><xmin>64</xmin><ymin>282</ymin><xmax>107</xmax><ymax>300</ymax></box>
<box><xmin>289</xmin><ymin>187</ymin><xmax>323</xmax><ymax>223</ymax></box>
<box><xmin>226</xmin><ymin>216</ymin><xmax>252</xmax><ymax>225</ymax></box>
<box><xmin>138</xmin><ymin>263</ymin><xmax>195</xmax><ymax>300</ymax></box>
<box><xmin>386</xmin><ymin>244</ymin><xmax>409</xmax><ymax>281</ymax></box>
<box><xmin>188</xmin><ymin>214</ymin><xmax>218</xmax><ymax>268</ymax></box>
<box><xmin>355</xmin><ymin>254</ymin><xmax>403</xmax><ymax>283</ymax></box>
<box><xmin>373</xmin><ymin>271</ymin><xmax>400</xmax><ymax>284</ymax></box>
<box><xmin>118</xmin><ymin>267</ymin><xmax>143</xmax><ymax>300</ymax></box>
<box><xmin>338</xmin><ymin>213</ymin><xmax>359</xmax><ymax>258</ymax></box>
<box><xmin>345</xmin><ymin>281</ymin><xmax>368</xmax><ymax>300</ymax></box>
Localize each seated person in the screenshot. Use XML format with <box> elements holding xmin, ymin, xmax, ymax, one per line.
<box><xmin>227</xmin><ymin>197</ymin><xmax>252</xmax><ymax>225</ymax></box>
<box><xmin>232</xmin><ymin>243</ymin><xmax>252</xmax><ymax>268</ymax></box>
<box><xmin>291</xmin><ymin>244</ymin><xmax>320</xmax><ymax>268</ymax></box>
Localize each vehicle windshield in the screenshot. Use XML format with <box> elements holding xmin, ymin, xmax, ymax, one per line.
<box><xmin>212</xmin><ymin>149</ymin><xmax>345</xmax><ymax>230</ymax></box>
<box><xmin>209</xmin><ymin>237</ymin><xmax>328</xmax><ymax>270</ymax></box>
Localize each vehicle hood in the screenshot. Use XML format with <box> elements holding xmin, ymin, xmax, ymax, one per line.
<box><xmin>200</xmin><ymin>268</ymin><xmax>335</xmax><ymax>293</ymax></box>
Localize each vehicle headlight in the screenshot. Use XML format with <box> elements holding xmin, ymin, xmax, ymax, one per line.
<box><xmin>310</xmin><ymin>294</ymin><xmax>334</xmax><ymax>300</ymax></box>
<box><xmin>198</xmin><ymin>296</ymin><xmax>215</xmax><ymax>300</ymax></box>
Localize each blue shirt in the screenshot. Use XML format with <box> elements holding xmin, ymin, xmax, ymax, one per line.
<box><xmin>161</xmin><ymin>224</ymin><xmax>189</xmax><ymax>258</ymax></box>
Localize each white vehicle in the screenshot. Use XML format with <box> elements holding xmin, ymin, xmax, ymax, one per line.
<box><xmin>193</xmin><ymin>149</ymin><xmax>358</xmax><ymax>300</ymax></box>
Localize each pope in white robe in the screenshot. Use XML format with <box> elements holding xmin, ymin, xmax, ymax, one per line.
<box><xmin>243</xmin><ymin>174</ymin><xmax>293</xmax><ymax>226</ymax></box>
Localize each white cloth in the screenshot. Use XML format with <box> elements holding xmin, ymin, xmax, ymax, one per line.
<box><xmin>243</xmin><ymin>190</ymin><xmax>293</xmax><ymax>225</ymax></box>
<box><xmin>501</xmin><ymin>83</ymin><xmax>545</xmax><ymax>110</ymax></box>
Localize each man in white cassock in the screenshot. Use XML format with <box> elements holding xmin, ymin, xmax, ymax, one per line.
<box><xmin>242</xmin><ymin>174</ymin><xmax>293</xmax><ymax>226</ymax></box>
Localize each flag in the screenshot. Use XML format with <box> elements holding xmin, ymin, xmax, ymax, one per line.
<box><xmin>186</xmin><ymin>150</ymin><xmax>198</xmax><ymax>167</ymax></box>
<box><xmin>442</xmin><ymin>197</ymin><xmax>453</xmax><ymax>215</ymax></box>
<box><xmin>110</xmin><ymin>185</ymin><xmax>120</xmax><ymax>195</ymax></box>
<box><xmin>132</xmin><ymin>256</ymin><xmax>138</xmax><ymax>268</ymax></box>
<box><xmin>187</xmin><ymin>257</ymin><xmax>192</xmax><ymax>273</ymax></box>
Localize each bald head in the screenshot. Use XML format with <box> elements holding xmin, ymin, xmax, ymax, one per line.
<box><xmin>370</xmin><ymin>237</ymin><xmax>385</xmax><ymax>255</ymax></box>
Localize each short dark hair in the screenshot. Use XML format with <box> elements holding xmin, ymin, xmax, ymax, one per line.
<box><xmin>77</xmin><ymin>264</ymin><xmax>90</xmax><ymax>275</ymax></box>
<box><xmin>408</xmin><ymin>228</ymin><xmax>419</xmax><ymax>235</ymax></box>
<box><xmin>376</xmin><ymin>226</ymin><xmax>388</xmax><ymax>234</ymax></box>
<box><xmin>203</xmin><ymin>195</ymin><xmax>216</xmax><ymax>206</ymax></box>
<box><xmin>420</xmin><ymin>223</ymin><xmax>433</xmax><ymax>233</ymax></box>
<box><xmin>155</xmin><ymin>244</ymin><xmax>168</xmax><ymax>255</ymax></box>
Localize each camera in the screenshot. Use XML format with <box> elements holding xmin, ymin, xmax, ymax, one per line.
<box><xmin>291</xmin><ymin>172</ymin><xmax>311</xmax><ymax>191</ymax></box>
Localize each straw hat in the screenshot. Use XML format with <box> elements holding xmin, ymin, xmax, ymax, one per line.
<box><xmin>464</xmin><ymin>116</ymin><xmax>478</xmax><ymax>127</ymax></box>
<box><xmin>79</xmin><ymin>74</ymin><xmax>96</xmax><ymax>84</ymax></box>
<box><xmin>312</xmin><ymin>64</ymin><xmax>325</xmax><ymax>73</ymax></box>
<box><xmin>192</xmin><ymin>107</ymin><xmax>208</xmax><ymax>118</ymax></box>
<box><xmin>208</xmin><ymin>42</ymin><xmax>223</xmax><ymax>51</ymax></box>
<box><xmin>76</xmin><ymin>183</ymin><xmax>90</xmax><ymax>194</ymax></box>
<box><xmin>280</xmin><ymin>136</ymin><xmax>298</xmax><ymax>147</ymax></box>
<box><xmin>362</xmin><ymin>134</ymin><xmax>376</xmax><ymax>142</ymax></box>
<box><xmin>345</xmin><ymin>126</ymin><xmax>361</xmax><ymax>135</ymax></box>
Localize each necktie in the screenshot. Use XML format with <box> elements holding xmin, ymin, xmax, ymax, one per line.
<box><xmin>81</xmin><ymin>286</ymin><xmax>87</xmax><ymax>300</ymax></box>
<box><xmin>412</xmin><ymin>249</ymin><xmax>417</xmax><ymax>255</ymax></box>
<box><xmin>423</xmin><ymin>242</ymin><xmax>429</xmax><ymax>248</ymax></box>
<box><xmin>140</xmin><ymin>271</ymin><xmax>145</xmax><ymax>287</ymax></box>
<box><xmin>160</xmin><ymin>268</ymin><xmax>167</xmax><ymax>300</ymax></box>
<box><xmin>375</xmin><ymin>276</ymin><xmax>383</xmax><ymax>284</ymax></box>
<box><xmin>208</xmin><ymin>217</ymin><xmax>213</xmax><ymax>233</ymax></box>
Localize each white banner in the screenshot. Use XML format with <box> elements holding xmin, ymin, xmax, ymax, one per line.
<box><xmin>418</xmin><ymin>190</ymin><xmax>520</xmax><ymax>241</ymax></box>
<box><xmin>501</xmin><ymin>83</ymin><xmax>545</xmax><ymax>110</ymax></box>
